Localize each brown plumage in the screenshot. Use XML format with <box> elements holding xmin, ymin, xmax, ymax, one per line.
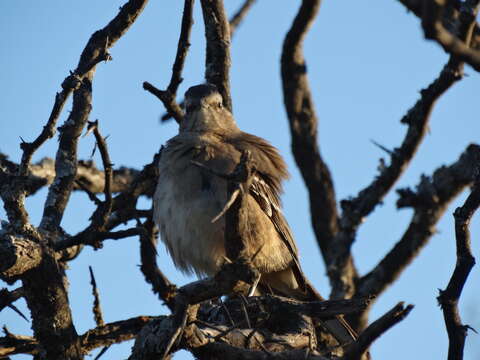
<box><xmin>153</xmin><ymin>84</ymin><xmax>356</xmax><ymax>345</ymax></box>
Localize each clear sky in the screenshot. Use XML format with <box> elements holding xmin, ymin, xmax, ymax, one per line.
<box><xmin>1</xmin><ymin>1</ymin><xmax>479</xmax><ymax>359</ymax></box>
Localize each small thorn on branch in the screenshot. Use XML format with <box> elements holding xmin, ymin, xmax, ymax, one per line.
<box><xmin>370</xmin><ymin>139</ymin><xmax>394</xmax><ymax>155</ymax></box>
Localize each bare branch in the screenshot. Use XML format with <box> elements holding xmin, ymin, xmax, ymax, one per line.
<box><xmin>40</xmin><ymin>0</ymin><xmax>149</xmax><ymax>233</ymax></box>
<box><xmin>420</xmin><ymin>0</ymin><xmax>480</xmax><ymax>71</ymax></box>
<box><xmin>161</xmin><ymin>0</ymin><xmax>256</xmax><ymax>121</ymax></box>
<box><xmin>89</xmin><ymin>266</ymin><xmax>105</xmax><ymax>327</ymax></box>
<box><xmin>229</xmin><ymin>0</ymin><xmax>257</xmax><ymax>35</ymax></box>
<box><xmin>79</xmin><ymin>316</ymin><xmax>155</xmax><ymax>352</ymax></box>
<box><xmin>438</xmin><ymin>177</ymin><xmax>480</xmax><ymax>360</ymax></box>
<box><xmin>343</xmin><ymin>302</ymin><xmax>414</xmax><ymax>360</ymax></box>
<box><xmin>168</xmin><ymin>0</ymin><xmax>195</xmax><ymax>96</ymax></box>
<box><xmin>143</xmin><ymin>81</ymin><xmax>185</xmax><ymax>123</ymax></box>
<box><xmin>395</xmin><ymin>0</ymin><xmax>480</xmax><ymax>52</ymax></box>
<box><xmin>281</xmin><ymin>0</ymin><xmax>351</xmax><ymax>291</ymax></box>
<box><xmin>0</xmin><ymin>329</ymin><xmax>38</xmax><ymax>357</ymax></box>
<box><xmin>357</xmin><ymin>144</ymin><xmax>480</xmax><ymax>300</ymax></box>
<box><xmin>139</xmin><ymin>218</ymin><xmax>177</xmax><ymax>311</ymax></box>
<box><xmin>200</xmin><ymin>0</ymin><xmax>233</xmax><ymax>112</ymax></box>
<box><xmin>143</xmin><ymin>0</ymin><xmax>194</xmax><ymax>124</ymax></box>
<box><xmin>0</xmin><ymin>287</ymin><xmax>26</xmax><ymax>320</ymax></box>
<box><xmin>331</xmin><ymin>55</ymin><xmax>465</xmax><ymax>299</ymax></box>
<box><xmin>19</xmin><ymin>0</ymin><xmax>149</xmax><ymax>176</ymax></box>
<box><xmin>0</xmin><ymin>156</ymin><xmax>139</xmax><ymax>197</ymax></box>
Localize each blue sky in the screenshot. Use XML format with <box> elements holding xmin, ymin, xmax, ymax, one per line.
<box><xmin>1</xmin><ymin>1</ymin><xmax>479</xmax><ymax>359</ymax></box>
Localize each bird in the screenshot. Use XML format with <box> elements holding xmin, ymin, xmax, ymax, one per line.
<box><xmin>153</xmin><ymin>83</ymin><xmax>356</xmax><ymax>345</ymax></box>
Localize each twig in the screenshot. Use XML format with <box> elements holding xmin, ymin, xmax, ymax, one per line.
<box><xmin>168</xmin><ymin>0</ymin><xmax>195</xmax><ymax>95</ymax></box>
<box><xmin>353</xmin><ymin>144</ymin><xmax>480</xmax><ymax>329</ymax></box>
<box><xmin>39</xmin><ymin>0</ymin><xmax>149</xmax><ymax>233</ymax></box>
<box><xmin>342</xmin><ymin>302</ymin><xmax>414</xmax><ymax>360</ymax></box>
<box><xmin>0</xmin><ymin>287</ymin><xmax>24</xmax><ymax>315</ymax></box>
<box><xmin>229</xmin><ymin>0</ymin><xmax>257</xmax><ymax>35</ymax></box>
<box><xmin>90</xmin><ymin>120</ymin><xmax>114</xmax><ymax>232</ymax></box>
<box><xmin>19</xmin><ymin>0</ymin><xmax>148</xmax><ymax>176</ymax></box>
<box><xmin>94</xmin><ymin>346</ymin><xmax>110</xmax><ymax>360</ymax></box>
<box><xmin>139</xmin><ymin>217</ymin><xmax>177</xmax><ymax>311</ymax></box>
<box><xmin>143</xmin><ymin>0</ymin><xmax>194</xmax><ymax>124</ymax></box>
<box><xmin>437</xmin><ymin>177</ymin><xmax>480</xmax><ymax>360</ymax></box>
<box><xmin>76</xmin><ymin>179</ymin><xmax>102</xmax><ymax>205</ymax></box>
<box><xmin>143</xmin><ymin>81</ymin><xmax>184</xmax><ymax>123</ymax></box>
<box><xmin>161</xmin><ymin>0</ymin><xmax>256</xmax><ymax>121</ymax></box>
<box><xmin>55</xmin><ymin>226</ymin><xmax>144</xmax><ymax>250</ymax></box>
<box><xmin>89</xmin><ymin>266</ymin><xmax>105</xmax><ymax>327</ymax></box>
<box><xmin>331</xmin><ymin>53</ymin><xmax>465</xmax><ymax>299</ymax></box>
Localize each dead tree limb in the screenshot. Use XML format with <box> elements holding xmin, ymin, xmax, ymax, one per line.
<box><xmin>200</xmin><ymin>0</ymin><xmax>233</xmax><ymax>112</ymax></box>
<box><xmin>438</xmin><ymin>176</ymin><xmax>480</xmax><ymax>360</ymax></box>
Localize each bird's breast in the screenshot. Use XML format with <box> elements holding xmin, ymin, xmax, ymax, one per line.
<box><xmin>153</xmin><ymin>150</ymin><xmax>228</xmax><ymax>276</ymax></box>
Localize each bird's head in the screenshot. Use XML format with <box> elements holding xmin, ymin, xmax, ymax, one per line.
<box><xmin>180</xmin><ymin>84</ymin><xmax>238</xmax><ymax>133</ymax></box>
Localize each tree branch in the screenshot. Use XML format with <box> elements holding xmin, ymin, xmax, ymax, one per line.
<box><xmin>200</xmin><ymin>0</ymin><xmax>233</xmax><ymax>112</ymax></box>
<box><xmin>229</xmin><ymin>0</ymin><xmax>257</xmax><ymax>36</ymax></box>
<box><xmin>161</xmin><ymin>0</ymin><xmax>256</xmax><ymax>121</ymax></box>
<box><xmin>420</xmin><ymin>0</ymin><xmax>480</xmax><ymax>71</ymax></box>
<box><xmin>438</xmin><ymin>177</ymin><xmax>480</xmax><ymax>360</ymax></box>
<box><xmin>330</xmin><ymin>55</ymin><xmax>465</xmax><ymax>300</ymax></box>
<box><xmin>395</xmin><ymin>0</ymin><xmax>480</xmax><ymax>51</ymax></box>
<box><xmin>343</xmin><ymin>302</ymin><xmax>414</xmax><ymax>360</ymax></box>
<box><xmin>139</xmin><ymin>217</ymin><xmax>177</xmax><ymax>311</ymax></box>
<box><xmin>281</xmin><ymin>0</ymin><xmax>352</xmax><ymax>294</ymax></box>
<box><xmin>355</xmin><ymin>144</ymin><xmax>480</xmax><ymax>327</ymax></box>
<box><xmin>143</xmin><ymin>0</ymin><xmax>194</xmax><ymax>124</ymax></box>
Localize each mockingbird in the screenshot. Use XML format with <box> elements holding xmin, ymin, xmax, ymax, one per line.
<box><xmin>153</xmin><ymin>84</ymin><xmax>356</xmax><ymax>345</ymax></box>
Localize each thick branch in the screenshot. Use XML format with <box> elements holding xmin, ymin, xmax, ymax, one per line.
<box><xmin>281</xmin><ymin>0</ymin><xmax>351</xmax><ymax>290</ymax></box>
<box><xmin>200</xmin><ymin>0</ymin><xmax>233</xmax><ymax>112</ymax></box>
<box><xmin>0</xmin><ymin>234</ymin><xmax>43</xmax><ymax>283</ymax></box>
<box><xmin>437</xmin><ymin>178</ymin><xmax>479</xmax><ymax>360</ymax></box>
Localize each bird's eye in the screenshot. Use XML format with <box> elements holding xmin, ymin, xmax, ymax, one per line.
<box><xmin>217</xmin><ymin>103</ymin><xmax>223</xmax><ymax>109</ymax></box>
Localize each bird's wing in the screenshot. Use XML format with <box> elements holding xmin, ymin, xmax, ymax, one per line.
<box><xmin>229</xmin><ymin>132</ymin><xmax>308</xmax><ymax>292</ymax></box>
